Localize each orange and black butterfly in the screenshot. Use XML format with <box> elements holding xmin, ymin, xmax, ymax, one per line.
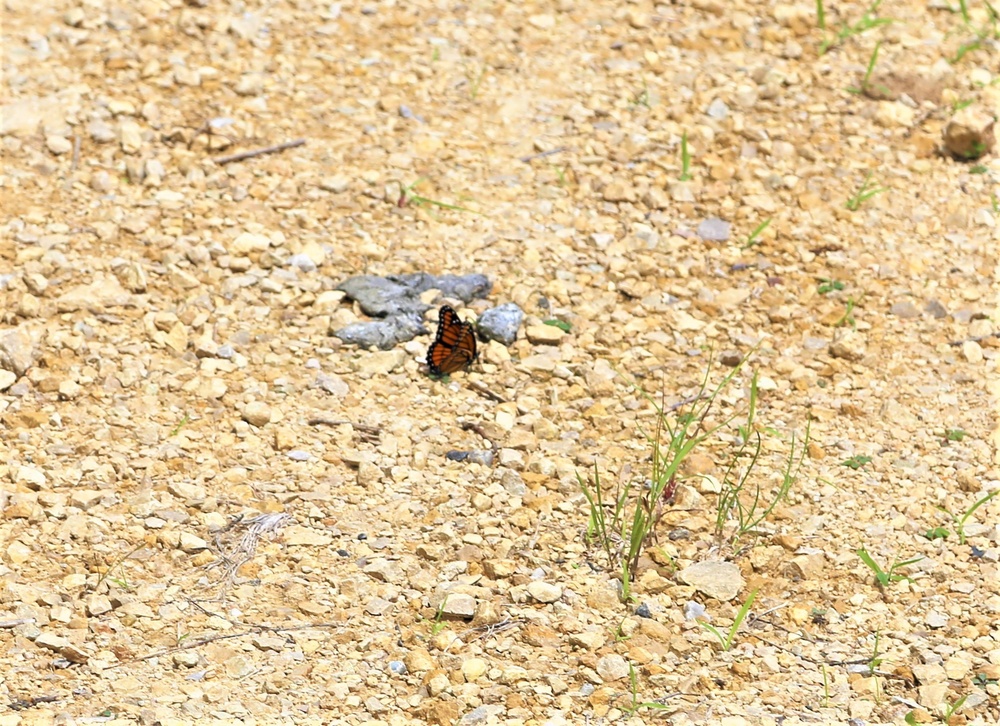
<box><xmin>426</xmin><ymin>305</ymin><xmax>477</xmax><ymax>377</ymax></box>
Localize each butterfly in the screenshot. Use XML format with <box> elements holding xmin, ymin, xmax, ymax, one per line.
<box><xmin>426</xmin><ymin>305</ymin><xmax>477</xmax><ymax>376</ymax></box>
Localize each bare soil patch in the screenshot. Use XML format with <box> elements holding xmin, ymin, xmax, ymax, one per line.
<box><xmin>2</xmin><ymin>1</ymin><xmax>999</xmax><ymax>724</ymax></box>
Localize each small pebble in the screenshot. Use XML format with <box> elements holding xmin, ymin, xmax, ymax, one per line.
<box><xmin>287</xmin><ymin>254</ymin><xmax>317</xmax><ymax>272</ymax></box>
<box><xmin>461</xmin><ymin>657</ymin><xmax>488</xmax><ymax>682</ymax></box>
<box><xmin>243</xmin><ymin>401</ymin><xmax>271</xmax><ymax>427</ymax></box>
<box><xmin>46</xmin><ymin>135</ymin><xmax>73</xmax><ymax>154</ymax></box>
<box><xmin>697</xmin><ymin>217</ymin><xmax>731</xmax><ymax>242</ymax></box>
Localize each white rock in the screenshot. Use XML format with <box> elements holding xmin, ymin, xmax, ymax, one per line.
<box><xmin>319</xmin><ymin>175</ymin><xmax>350</xmax><ymax>193</ymax></box>
<box><xmin>86</xmin><ymin>595</ymin><xmax>113</xmax><ymax>616</ymax></box>
<box><xmin>46</xmin><ymin>135</ymin><xmax>72</xmax><ymax>154</ymax></box>
<box><xmin>440</xmin><ymin>592</ymin><xmax>476</xmax><ymax>618</ymax></box>
<box><xmin>119</xmin><ymin>120</ymin><xmax>142</xmax><ymax>153</ymax></box>
<box><xmin>677</xmin><ymin>561</ymin><xmax>745</xmax><ymax>601</ymax></box>
<box><xmin>0</xmin><ymin>325</ymin><xmax>38</xmax><ymax>376</ymax></box>
<box><xmin>6</xmin><ymin>540</ymin><xmax>33</xmax><ymax>564</ymax></box>
<box><xmin>178</xmin><ymin>532</ymin><xmax>209</xmax><ymax>553</ymax></box>
<box><xmin>284</xmin><ymin>526</ymin><xmax>333</xmax><ymax>546</ymax></box>
<box><xmin>527</xmin><ymin>580</ymin><xmax>562</xmax><ymax>603</ymax></box>
<box><xmin>232</xmin><ymin>232</ymin><xmax>271</xmax><ymax>254</ymax></box>
<box><xmin>243</xmin><ymin>401</ymin><xmax>271</xmax><ymax>427</ymax></box>
<box><xmin>596</xmin><ymin>653</ymin><xmax>629</xmax><ymax>682</ymax></box>
<box><xmin>15</xmin><ymin>465</ymin><xmax>46</xmax><ymax>489</ymax></box>
<box><xmin>69</xmin><ymin>490</ymin><xmax>105</xmax><ymax>510</ymax></box>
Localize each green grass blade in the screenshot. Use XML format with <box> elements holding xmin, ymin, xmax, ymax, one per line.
<box><xmin>724</xmin><ymin>588</ymin><xmax>759</xmax><ymax>650</ymax></box>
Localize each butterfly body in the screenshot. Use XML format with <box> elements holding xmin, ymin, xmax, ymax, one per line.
<box><xmin>426</xmin><ymin>305</ymin><xmax>477</xmax><ymax>376</ymax></box>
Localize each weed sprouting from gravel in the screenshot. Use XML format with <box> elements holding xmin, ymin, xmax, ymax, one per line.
<box><xmin>580</xmin><ymin>350</ymin><xmax>805</xmax><ymax>599</ymax></box>
<box><xmin>697</xmin><ymin>587</ymin><xmax>759</xmax><ymax>651</ymax></box>
<box><xmin>818</xmin><ymin>0</ymin><xmax>894</xmax><ymax>54</ymax></box>
<box><xmin>713</xmin><ymin>418</ymin><xmax>809</xmax><ymax>548</ymax></box>
<box><xmin>855</xmin><ymin>546</ymin><xmax>923</xmax><ymax>589</ymax></box>
<box><xmin>845</xmin><ymin>171</ymin><xmax>887</xmax><ymax>210</ymax></box>
<box><xmin>389</xmin><ymin>177</ymin><xmax>482</xmax><ymax>216</ymax></box>
<box><xmin>933</xmin><ymin>489</ymin><xmax>999</xmax><ymax>544</ymax></box>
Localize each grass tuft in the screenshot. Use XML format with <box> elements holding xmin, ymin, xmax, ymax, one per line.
<box><xmin>580</xmin><ymin>349</ymin><xmax>805</xmax><ymax>599</ymax></box>
<box><xmin>934</xmin><ymin>490</ymin><xmax>998</xmax><ymax>544</ymax></box>
<box><xmin>845</xmin><ymin>172</ymin><xmax>887</xmax><ymax>211</ymax></box>
<box><xmin>856</xmin><ymin>546</ymin><xmax>923</xmax><ymax>589</ymax></box>
<box><xmin>819</xmin><ymin>0</ymin><xmax>894</xmax><ymax>54</ymax></box>
<box><xmin>391</xmin><ymin>177</ymin><xmax>482</xmax><ymax>216</ymax></box>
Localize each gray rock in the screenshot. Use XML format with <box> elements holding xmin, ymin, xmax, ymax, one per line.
<box><xmin>890</xmin><ymin>300</ymin><xmax>921</xmax><ymax>318</ymax></box>
<box><xmin>459</xmin><ymin>706</ymin><xmax>505</xmax><ymax>724</ymax></box>
<box><xmin>477</xmin><ymin>303</ymin><xmax>524</xmax><ymax>345</ymax></box>
<box><xmin>337</xmin><ymin>273</ymin><xmax>491</xmax><ymax>317</ymax></box>
<box><xmin>434</xmin><ymin>273</ymin><xmax>492</xmax><ymax>302</ymax></box>
<box><xmin>499</xmin><ymin>468</ymin><xmax>527</xmax><ymax>495</ymax></box>
<box><xmin>444</xmin><ymin>449</ymin><xmax>495</xmax><ymax>466</ymax></box>
<box><xmin>924</xmin><ymin>299</ymin><xmax>948</xmax><ymax>318</ymax></box>
<box><xmin>402</xmin><ymin>106</ymin><xmax>425</xmax><ymax>123</ymax></box>
<box><xmin>337</xmin><ymin>274</ymin><xmax>431</xmax><ymax>317</ymax></box>
<box><xmin>697</xmin><ymin>217</ymin><xmax>731</xmax><ymax>242</ymax></box>
<box><xmin>332</xmin><ymin>312</ymin><xmax>427</xmax><ymax>350</ymax></box>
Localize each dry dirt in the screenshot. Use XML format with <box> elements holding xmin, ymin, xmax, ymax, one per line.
<box><xmin>2</xmin><ymin>0</ymin><xmax>1000</xmax><ymax>725</ymax></box>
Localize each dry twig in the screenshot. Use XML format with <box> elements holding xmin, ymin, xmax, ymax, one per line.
<box><xmin>9</xmin><ymin>695</ymin><xmax>60</xmax><ymax>711</ymax></box>
<box><xmin>519</xmin><ymin>147</ymin><xmax>568</xmax><ymax>162</ymax></box>
<box><xmin>459</xmin><ymin>617</ymin><xmax>524</xmax><ymax>642</ymax></box>
<box><xmin>206</xmin><ymin>513</ymin><xmax>295</xmax><ymax>595</ymax></box>
<box><xmin>468</xmin><ymin>379</ymin><xmax>507</xmax><ymax>403</ymax></box>
<box><xmin>107</xmin><ymin>621</ymin><xmax>349</xmax><ymax>668</ymax></box>
<box><xmin>460</xmin><ymin>420</ymin><xmax>495</xmax><ymax>450</ymax></box>
<box><xmin>307</xmin><ymin>416</ymin><xmax>381</xmax><ymax>442</ymax></box>
<box><xmin>213</xmin><ymin>139</ymin><xmax>305</xmax><ymax>165</ymax></box>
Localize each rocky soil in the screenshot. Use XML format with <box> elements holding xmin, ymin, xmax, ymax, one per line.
<box><xmin>2</xmin><ymin>0</ymin><xmax>999</xmax><ymax>724</ymax></box>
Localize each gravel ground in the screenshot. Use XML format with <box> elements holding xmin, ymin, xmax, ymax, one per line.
<box><xmin>2</xmin><ymin>1</ymin><xmax>999</xmax><ymax>725</ymax></box>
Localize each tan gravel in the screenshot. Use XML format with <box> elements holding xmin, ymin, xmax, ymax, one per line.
<box><xmin>2</xmin><ymin>0</ymin><xmax>999</xmax><ymax>725</ymax></box>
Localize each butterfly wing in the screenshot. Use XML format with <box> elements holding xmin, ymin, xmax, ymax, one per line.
<box><xmin>427</xmin><ymin>305</ymin><xmax>477</xmax><ymax>376</ymax></box>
